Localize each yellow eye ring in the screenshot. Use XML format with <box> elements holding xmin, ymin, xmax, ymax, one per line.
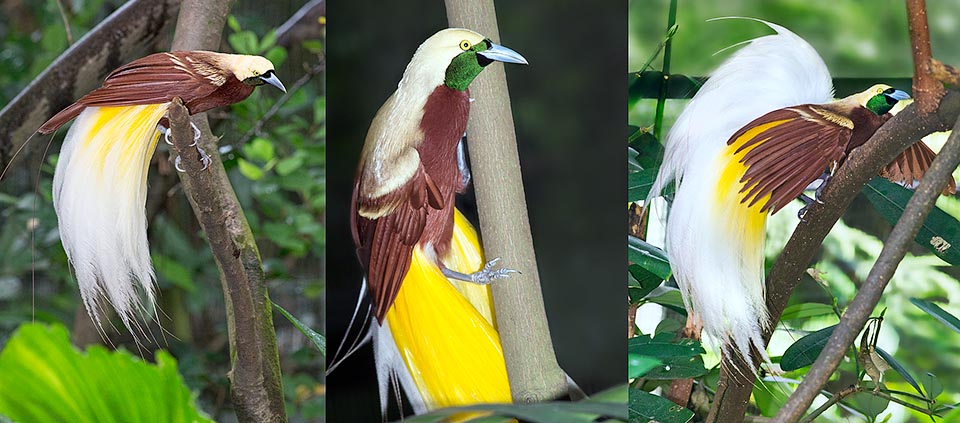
<box><xmin>459</xmin><ymin>40</ymin><xmax>471</xmax><ymax>51</ymax></box>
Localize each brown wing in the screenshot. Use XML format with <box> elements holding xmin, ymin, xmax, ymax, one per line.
<box><xmin>352</xmin><ymin>165</ymin><xmax>444</xmax><ymax>322</ymax></box>
<box><xmin>881</xmin><ymin>141</ymin><xmax>957</xmax><ymax>196</ymax></box>
<box><xmin>728</xmin><ymin>105</ymin><xmax>853</xmax><ymax>214</ymax></box>
<box><xmin>38</xmin><ymin>52</ymin><xmax>221</xmax><ymax>134</ymax></box>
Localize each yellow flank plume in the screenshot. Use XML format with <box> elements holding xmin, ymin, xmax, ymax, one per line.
<box><xmin>385</xmin><ymin>208</ymin><xmax>511</xmax><ymax>411</ymax></box>
<box><xmin>715</xmin><ymin>120</ymin><xmax>791</xmax><ymax>252</ymax></box>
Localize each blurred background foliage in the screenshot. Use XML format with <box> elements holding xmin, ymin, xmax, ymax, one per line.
<box><xmin>0</xmin><ymin>1</ymin><xmax>324</xmax><ymax>422</ymax></box>
<box><xmin>630</xmin><ymin>1</ymin><xmax>960</xmax><ymax>422</ymax></box>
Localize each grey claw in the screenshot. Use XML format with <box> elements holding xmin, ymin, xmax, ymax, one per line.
<box><xmin>196</xmin><ymin>146</ymin><xmax>212</xmax><ymax>171</ymax></box>
<box><xmin>161</xmin><ymin>126</ymin><xmax>173</xmax><ymax>146</ymax></box>
<box><xmin>174</xmin><ymin>155</ymin><xmax>185</xmax><ymax>172</ymax></box>
<box><xmin>190</xmin><ymin>122</ymin><xmax>201</xmax><ymax>147</ymax></box>
<box><xmin>471</xmin><ymin>258</ymin><xmax>518</xmax><ymax>285</ymax></box>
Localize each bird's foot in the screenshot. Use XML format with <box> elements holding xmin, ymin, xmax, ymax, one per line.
<box><xmin>174</xmin><ymin>146</ymin><xmax>212</xmax><ymax>172</ymax></box>
<box><xmin>457</xmin><ymin>135</ymin><xmax>471</xmax><ymax>188</ymax></box>
<box><xmin>158</xmin><ymin>122</ymin><xmax>201</xmax><ymax>147</ymax></box>
<box><xmin>814</xmin><ymin>172</ymin><xmax>832</xmax><ymax>202</ymax></box>
<box><xmin>442</xmin><ymin>257</ymin><xmax>519</xmax><ymax>285</ymax></box>
<box><xmin>797</xmin><ymin>194</ymin><xmax>818</xmax><ymax>221</ymax></box>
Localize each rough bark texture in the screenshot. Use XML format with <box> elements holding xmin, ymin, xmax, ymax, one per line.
<box><xmin>169</xmin><ymin>1</ymin><xmax>287</xmax><ymax>422</ymax></box>
<box><xmin>0</xmin><ymin>0</ymin><xmax>180</xmax><ymax>170</ymax></box>
<box><xmin>444</xmin><ymin>0</ymin><xmax>568</xmax><ymax>403</ymax></box>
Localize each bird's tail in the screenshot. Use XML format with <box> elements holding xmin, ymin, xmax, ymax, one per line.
<box><xmin>373</xmin><ymin>208</ymin><xmax>510</xmax><ymax>416</ymax></box>
<box><xmin>52</xmin><ymin>103</ymin><xmax>168</xmax><ymax>335</ymax></box>
<box><xmin>652</xmin><ymin>19</ymin><xmax>833</xmax><ymax>371</ymax></box>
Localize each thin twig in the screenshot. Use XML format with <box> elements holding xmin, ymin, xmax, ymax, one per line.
<box><xmin>55</xmin><ymin>0</ymin><xmax>74</xmax><ymax>45</ymax></box>
<box><xmin>798</xmin><ymin>385</ymin><xmax>858</xmax><ymax>423</ymax></box>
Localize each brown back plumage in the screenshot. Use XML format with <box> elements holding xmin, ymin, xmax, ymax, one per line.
<box><xmin>38</xmin><ymin>51</ymin><xmax>254</xmax><ymax>134</ymax></box>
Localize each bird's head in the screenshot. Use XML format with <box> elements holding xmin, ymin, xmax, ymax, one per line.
<box><xmin>856</xmin><ymin>84</ymin><xmax>910</xmax><ymax>115</ymax></box>
<box><xmin>219</xmin><ymin>54</ymin><xmax>286</xmax><ymax>92</ymax></box>
<box><xmin>403</xmin><ymin>28</ymin><xmax>528</xmax><ymax>92</ymax></box>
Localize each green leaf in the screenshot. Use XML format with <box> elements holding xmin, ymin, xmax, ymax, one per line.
<box><xmin>919</xmin><ymin>372</ymin><xmax>942</xmax><ymax>399</ymax></box>
<box><xmin>228</xmin><ymin>30</ymin><xmax>259</xmax><ymax>55</ymax></box>
<box><xmin>628</xmin><ymin>168</ymin><xmax>660</xmax><ymax>202</ymax></box>
<box><xmin>780</xmin><ymin>303</ymin><xmax>836</xmax><ymax>321</ymax></box>
<box><xmin>628</xmin><ymin>389</ymin><xmax>693</xmax><ymax>423</ymax></box>
<box><xmin>151</xmin><ymin>254</ymin><xmax>196</xmax><ymax>291</ymax></box>
<box><xmin>276</xmin><ymin>154</ymin><xmax>305</xmax><ymax>176</ymax></box>
<box><xmin>910</xmin><ymin>297</ymin><xmax>960</xmax><ymax>334</ymax></box>
<box><xmin>646</xmin><ymin>288</ymin><xmax>687</xmax><ymax>316</ymax></box>
<box><xmin>259</xmin><ymin>30</ymin><xmax>278</xmax><ymax>52</ymax></box>
<box><xmin>849</xmin><ymin>391</ymin><xmax>890</xmax><ymax>420</ymax></box>
<box><xmin>863</xmin><ymin>178</ymin><xmax>960</xmax><ymax>265</ymax></box>
<box><xmin>627</xmin><ymin>235</ymin><xmax>671</xmax><ymax>280</ymax></box>
<box><xmin>781</xmin><ymin>325</ymin><xmax>836</xmax><ymax>371</ymax></box>
<box><xmin>628</xmin><ymin>354</ymin><xmax>663</xmax><ymax>379</ymax></box>
<box><xmin>244</xmin><ymin>137</ymin><xmax>276</xmax><ymax>162</ymax></box>
<box><xmin>237</xmin><ymin>158</ymin><xmax>265</xmax><ymax>180</ymax></box>
<box><xmin>0</xmin><ymin>323</ymin><xmax>213</xmax><ymax>423</ymax></box>
<box><xmin>628</xmin><ymin>334</ymin><xmax>706</xmax><ymax>379</ymax></box>
<box><xmin>273</xmin><ymin>301</ymin><xmax>325</xmax><ymax>356</ymax></box>
<box><xmin>628</xmin><ymin>264</ymin><xmax>662</xmax><ymax>303</ymax></box>
<box><xmin>875</xmin><ymin>347</ymin><xmax>922</xmax><ymax>396</ymax></box>
<box><xmin>227</xmin><ymin>15</ymin><xmax>241</xmax><ymax>32</ymax></box>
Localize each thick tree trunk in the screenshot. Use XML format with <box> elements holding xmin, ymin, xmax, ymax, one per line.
<box><xmin>168</xmin><ymin>1</ymin><xmax>287</xmax><ymax>422</ymax></box>
<box><xmin>444</xmin><ymin>0</ymin><xmax>568</xmax><ymax>404</ymax></box>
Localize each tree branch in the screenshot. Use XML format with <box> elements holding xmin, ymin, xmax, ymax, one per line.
<box><xmin>0</xmin><ymin>0</ymin><xmax>179</xmax><ymax>171</ymax></box>
<box><xmin>169</xmin><ymin>1</ymin><xmax>286</xmax><ymax>422</ymax></box>
<box><xmin>444</xmin><ymin>0</ymin><xmax>568</xmax><ymax>403</ymax></box>
<box><xmin>907</xmin><ymin>0</ymin><xmax>944</xmax><ymax>114</ymax></box>
<box><xmin>275</xmin><ymin>0</ymin><xmax>325</xmax><ymax>48</ymax></box>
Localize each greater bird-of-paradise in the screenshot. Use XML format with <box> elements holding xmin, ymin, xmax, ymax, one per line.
<box><xmin>348</xmin><ymin>28</ymin><xmax>527</xmax><ymax>416</ymax></box>
<box><xmin>36</xmin><ymin>51</ymin><xmax>285</xmax><ymax>333</ymax></box>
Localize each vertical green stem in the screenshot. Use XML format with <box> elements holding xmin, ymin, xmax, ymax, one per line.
<box><xmin>653</xmin><ymin>0</ymin><xmax>677</xmax><ymax>140</ymax></box>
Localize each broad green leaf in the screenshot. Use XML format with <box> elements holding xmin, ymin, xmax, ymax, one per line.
<box><xmin>237</xmin><ymin>158</ymin><xmax>264</xmax><ymax>180</ymax></box>
<box><xmin>875</xmin><ymin>347</ymin><xmax>922</xmax><ymax>396</ymax></box>
<box><xmin>628</xmin><ymin>333</ymin><xmax>706</xmax><ymax>379</ymax></box>
<box><xmin>244</xmin><ymin>137</ymin><xmax>276</xmax><ymax>162</ymax></box>
<box><xmin>863</xmin><ymin>178</ymin><xmax>960</xmax><ymax>265</ymax></box>
<box><xmin>848</xmin><ymin>391</ymin><xmax>890</xmax><ymax>419</ymax></box>
<box><xmin>628</xmin><ymin>354</ymin><xmax>663</xmax><ymax>378</ymax></box>
<box><xmin>627</xmin><ymin>131</ymin><xmax>664</xmax><ymax>170</ymax></box>
<box><xmin>0</xmin><ymin>323</ymin><xmax>213</xmax><ymax>423</ymax></box>
<box><xmin>628</xmin><ymin>389</ymin><xmax>693</xmax><ymax>423</ymax></box>
<box><xmin>628</xmin><ymin>264</ymin><xmax>662</xmax><ymax>303</ymax></box>
<box><xmin>151</xmin><ymin>254</ymin><xmax>196</xmax><ymax>291</ymax></box>
<box><xmin>646</xmin><ymin>288</ymin><xmax>687</xmax><ymax>316</ymax></box>
<box><xmin>627</xmin><ymin>235</ymin><xmax>671</xmax><ymax>280</ymax></box>
<box><xmin>780</xmin><ymin>303</ymin><xmax>835</xmax><ymax>321</ymax></box>
<box><xmin>910</xmin><ymin>297</ymin><xmax>960</xmax><ymax>334</ymax></box>
<box><xmin>276</xmin><ymin>154</ymin><xmax>305</xmax><ymax>176</ymax></box>
<box><xmin>228</xmin><ymin>30</ymin><xmax>259</xmax><ymax>55</ymax></box>
<box><xmin>920</xmin><ymin>372</ymin><xmax>942</xmax><ymax>399</ymax></box>
<box><xmin>628</xmin><ymin>168</ymin><xmax>660</xmax><ymax>202</ymax></box>
<box><xmin>781</xmin><ymin>325</ymin><xmax>836</xmax><ymax>371</ymax></box>
<box><xmin>273</xmin><ymin>301</ymin><xmax>325</xmax><ymax>356</ymax></box>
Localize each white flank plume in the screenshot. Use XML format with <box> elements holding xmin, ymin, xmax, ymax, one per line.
<box><xmin>53</xmin><ymin>104</ymin><xmax>168</xmax><ymax>334</ymax></box>
<box><xmin>649</xmin><ymin>19</ymin><xmax>833</xmax><ymax>369</ymax></box>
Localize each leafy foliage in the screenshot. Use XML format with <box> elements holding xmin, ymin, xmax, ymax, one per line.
<box><xmin>0</xmin><ymin>323</ymin><xmax>213</xmax><ymax>423</ymax></box>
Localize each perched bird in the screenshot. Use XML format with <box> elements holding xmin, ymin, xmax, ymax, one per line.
<box><xmin>37</xmin><ymin>51</ymin><xmax>285</xmax><ymax>333</ymax></box>
<box><xmin>649</xmin><ymin>19</ymin><xmax>953</xmax><ymax>372</ymax></box>
<box><xmin>348</xmin><ymin>28</ymin><xmax>527</xmax><ymax>415</ymax></box>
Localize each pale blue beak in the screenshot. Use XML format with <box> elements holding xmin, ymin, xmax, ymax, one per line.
<box><xmin>260</xmin><ymin>72</ymin><xmax>286</xmax><ymax>93</ymax></box>
<box><xmin>478</xmin><ymin>43</ymin><xmax>529</xmax><ymax>65</ymax></box>
<box><xmin>888</xmin><ymin>89</ymin><xmax>911</xmax><ymax>101</ymax></box>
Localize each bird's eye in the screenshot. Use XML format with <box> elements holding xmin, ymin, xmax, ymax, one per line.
<box><xmin>883</xmin><ymin>87</ymin><xmax>895</xmax><ymax>94</ymax></box>
<box><xmin>459</xmin><ymin>40</ymin><xmax>471</xmax><ymax>51</ymax></box>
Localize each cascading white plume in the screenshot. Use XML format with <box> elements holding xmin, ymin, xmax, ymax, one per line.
<box><xmin>53</xmin><ymin>104</ymin><xmax>168</xmax><ymax>334</ymax></box>
<box><xmin>648</xmin><ymin>18</ymin><xmax>834</xmax><ymax>369</ymax></box>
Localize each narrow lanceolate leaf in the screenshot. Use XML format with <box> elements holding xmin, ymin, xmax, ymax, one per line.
<box><xmin>920</xmin><ymin>372</ymin><xmax>943</xmax><ymax>399</ymax></box>
<box><xmin>780</xmin><ymin>302</ymin><xmax>836</xmax><ymax>321</ymax></box>
<box><xmin>400</xmin><ymin>402</ymin><xmax>627</xmax><ymax>423</ymax></box>
<box><xmin>875</xmin><ymin>347</ymin><xmax>922</xmax><ymax>396</ymax></box>
<box><xmin>863</xmin><ymin>178</ymin><xmax>960</xmax><ymax>265</ymax></box>
<box><xmin>273</xmin><ymin>301</ymin><xmax>325</xmax><ymax>356</ymax></box>
<box><xmin>910</xmin><ymin>297</ymin><xmax>960</xmax><ymax>334</ymax></box>
<box><xmin>628</xmin><ymin>168</ymin><xmax>660</xmax><ymax>202</ymax></box>
<box><xmin>628</xmin><ymin>389</ymin><xmax>694</xmax><ymax>423</ymax></box>
<box><xmin>628</xmin><ymin>235</ymin><xmax>671</xmax><ymax>280</ymax></box>
<box><xmin>781</xmin><ymin>325</ymin><xmax>837</xmax><ymax>371</ymax></box>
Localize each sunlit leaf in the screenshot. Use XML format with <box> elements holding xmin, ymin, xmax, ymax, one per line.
<box><xmin>628</xmin><ymin>354</ymin><xmax>663</xmax><ymax>379</ymax></box>
<box><xmin>780</xmin><ymin>303</ymin><xmax>835</xmax><ymax>321</ymax></box>
<box><xmin>920</xmin><ymin>372</ymin><xmax>943</xmax><ymax>399</ymax></box>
